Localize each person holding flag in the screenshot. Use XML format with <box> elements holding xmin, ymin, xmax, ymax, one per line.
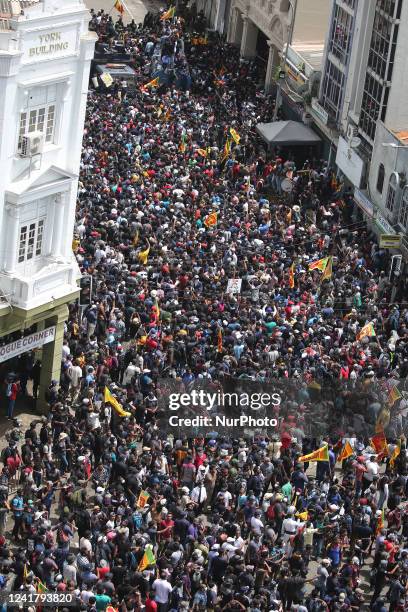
<box><xmin>160</xmin><ymin>5</ymin><xmax>176</xmax><ymax>20</ymax></box>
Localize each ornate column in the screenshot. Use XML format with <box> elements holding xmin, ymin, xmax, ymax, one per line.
<box><xmin>4</xmin><ymin>205</ymin><xmax>20</xmax><ymax>274</ymax></box>
<box><xmin>240</xmin><ymin>16</ymin><xmax>258</xmax><ymax>58</ymax></box>
<box><xmin>265</xmin><ymin>41</ymin><xmax>279</xmax><ymax>94</ymax></box>
<box><xmin>50</xmin><ymin>193</ymin><xmax>65</xmax><ymax>258</ymax></box>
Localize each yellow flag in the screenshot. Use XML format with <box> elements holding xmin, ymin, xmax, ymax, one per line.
<box><xmin>133</xmin><ymin>230</ymin><xmax>139</xmax><ymax>247</ymax></box>
<box><xmin>321</xmin><ymin>256</ymin><xmax>333</xmax><ymax>281</ymax></box>
<box><xmin>104</xmin><ymin>387</ymin><xmax>131</xmax><ymax>418</ymax></box>
<box><xmin>221</xmin><ymin>138</ymin><xmax>232</xmax><ymax>162</ymax></box>
<box><xmin>289</xmin><ymin>263</ymin><xmax>295</xmax><ymax>289</ymax></box>
<box><xmin>160</xmin><ymin>6</ymin><xmax>175</xmax><ymax>20</ymax></box>
<box><xmin>138</xmin><ymin>245</ymin><xmax>150</xmax><ymax>265</ymax></box>
<box><xmin>299</xmin><ymin>445</ymin><xmax>329</xmax><ymax>463</ymax></box>
<box><xmin>229</xmin><ymin>127</ymin><xmax>240</xmax><ymax>144</ymax></box>
<box><xmin>143</xmin><ymin>77</ymin><xmax>159</xmax><ymax>89</ymax></box>
<box><xmin>296</xmin><ymin>511</ymin><xmax>308</xmax><ymax>521</ymax></box>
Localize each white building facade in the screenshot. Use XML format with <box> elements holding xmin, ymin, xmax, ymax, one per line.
<box><xmin>315</xmin><ymin>0</ymin><xmax>408</xmax><ymax>247</ymax></box>
<box><xmin>0</xmin><ymin>0</ymin><xmax>96</xmax><ymax>403</ymax></box>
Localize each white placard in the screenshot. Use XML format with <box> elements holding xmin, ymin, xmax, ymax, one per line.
<box><xmin>0</xmin><ymin>326</ymin><xmax>56</xmax><ymax>363</ymax></box>
<box><xmin>226</xmin><ymin>279</ymin><xmax>242</xmax><ymax>294</ymax></box>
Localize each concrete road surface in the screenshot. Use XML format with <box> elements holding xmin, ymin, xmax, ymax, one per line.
<box><xmin>84</xmin><ymin>0</ymin><xmax>164</xmax><ymax>24</ymax></box>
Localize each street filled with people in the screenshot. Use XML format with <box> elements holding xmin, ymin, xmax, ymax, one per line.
<box><xmin>1</xmin><ymin>6</ymin><xmax>408</xmax><ymax>611</ymax></box>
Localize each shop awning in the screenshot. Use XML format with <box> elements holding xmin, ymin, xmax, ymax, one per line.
<box><xmin>256</xmin><ymin>120</ymin><xmax>321</xmax><ymax>146</ymax></box>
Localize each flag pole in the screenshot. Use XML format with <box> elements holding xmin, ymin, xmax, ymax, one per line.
<box><xmin>121</xmin><ymin>0</ymin><xmax>135</xmax><ymax>20</ymax></box>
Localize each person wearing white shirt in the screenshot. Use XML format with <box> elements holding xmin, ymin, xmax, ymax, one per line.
<box><xmin>79</xmin><ymin>536</ymin><xmax>92</xmax><ymax>555</ymax></box>
<box><xmin>123</xmin><ymin>361</ymin><xmax>138</xmax><ymax>386</ymax></box>
<box><xmin>363</xmin><ymin>455</ymin><xmax>379</xmax><ymax>489</ymax></box>
<box><xmin>250</xmin><ymin>511</ymin><xmax>264</xmax><ymax>536</ymax></box>
<box><xmin>191</xmin><ymin>483</ymin><xmax>207</xmax><ymax>506</ymax></box>
<box><xmin>152</xmin><ymin>573</ymin><xmax>172</xmax><ymax>608</ymax></box>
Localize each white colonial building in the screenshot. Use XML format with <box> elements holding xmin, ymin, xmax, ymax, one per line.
<box><xmin>0</xmin><ymin>0</ymin><xmax>96</xmax><ymax>403</ymax></box>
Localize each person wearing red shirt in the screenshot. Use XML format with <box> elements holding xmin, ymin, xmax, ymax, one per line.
<box><xmin>6</xmin><ymin>377</ymin><xmax>19</xmax><ymax>419</ymax></box>
<box><xmin>158</xmin><ymin>513</ymin><xmax>174</xmax><ymax>542</ymax></box>
<box><xmin>145</xmin><ymin>592</ymin><xmax>158</xmax><ymax>612</ymax></box>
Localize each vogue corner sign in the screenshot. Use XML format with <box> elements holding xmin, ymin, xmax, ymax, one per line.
<box><xmin>0</xmin><ymin>326</ymin><xmax>55</xmax><ymax>363</ymax></box>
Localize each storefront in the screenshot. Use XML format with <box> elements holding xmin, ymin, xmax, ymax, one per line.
<box><xmin>0</xmin><ymin>299</ymin><xmax>69</xmax><ymax>410</ymax></box>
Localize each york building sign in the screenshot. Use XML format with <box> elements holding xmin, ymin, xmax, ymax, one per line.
<box><xmin>22</xmin><ymin>25</ymin><xmax>77</xmax><ymax>64</ymax></box>
<box><xmin>29</xmin><ymin>32</ymin><xmax>68</xmax><ymax>57</ymax></box>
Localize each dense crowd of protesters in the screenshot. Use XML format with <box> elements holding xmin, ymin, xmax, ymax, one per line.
<box><xmin>1</xmin><ymin>5</ymin><xmax>408</xmax><ymax>612</ymax></box>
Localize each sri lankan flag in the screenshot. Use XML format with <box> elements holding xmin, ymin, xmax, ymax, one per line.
<box><xmin>114</xmin><ymin>0</ymin><xmax>124</xmax><ymax>14</ymax></box>
<box><xmin>387</xmin><ymin>385</ymin><xmax>402</xmax><ymax>407</ymax></box>
<box><xmin>152</xmin><ymin>300</ymin><xmax>160</xmax><ymax>324</ymax></box>
<box><xmin>375</xmin><ymin>509</ymin><xmax>385</xmax><ymax>535</ymax></box>
<box><xmin>160</xmin><ymin>5</ymin><xmax>176</xmax><ymax>20</ymax></box>
<box><xmin>204</xmin><ymin>212</ymin><xmax>218</xmax><ymax>228</ymax></box>
<box><xmin>356</xmin><ymin>322</ymin><xmax>376</xmax><ymax>341</ymax></box>
<box><xmin>389</xmin><ymin>439</ymin><xmax>401</xmax><ymax>468</ymax></box>
<box><xmin>289</xmin><ymin>263</ymin><xmax>295</xmax><ymax>289</ymax></box>
<box><xmin>179</xmin><ymin>131</ymin><xmax>187</xmax><ymax>153</ymax></box>
<box><xmin>142</xmin><ymin>77</ymin><xmax>160</xmax><ymax>90</ymax></box>
<box><xmin>133</xmin><ymin>230</ymin><xmax>139</xmax><ymax>247</ymax></box>
<box><xmin>370</xmin><ymin>429</ymin><xmax>388</xmax><ymax>456</ymax></box>
<box><xmin>196</xmin><ymin>148</ymin><xmax>208</xmax><ymax>157</ymax></box>
<box><xmin>220</xmin><ymin>138</ymin><xmax>232</xmax><ymax>163</ymax></box>
<box><xmin>308</xmin><ymin>257</ymin><xmax>329</xmax><ymax>272</ymax></box>
<box><xmin>298</xmin><ymin>444</ymin><xmax>329</xmax><ymax>463</ymax></box>
<box><xmin>217</xmin><ymin>328</ymin><xmax>223</xmax><ymax>352</ymax></box>
<box><xmin>229</xmin><ymin>127</ymin><xmax>240</xmax><ymax>144</ymax></box>
<box><xmin>376</xmin><ymin>409</ymin><xmax>390</xmax><ymax>433</ymax></box>
<box><xmin>138</xmin><ymin>546</ymin><xmax>156</xmax><ymax>571</ymax></box>
<box><xmin>36</xmin><ymin>579</ymin><xmax>47</xmax><ymax>593</ymax></box>
<box><xmin>137</xmin><ymin>490</ymin><xmax>150</xmax><ymax>508</ymax></box>
<box><xmin>337</xmin><ymin>440</ymin><xmax>353</xmax><ymax>462</ymax></box>
<box><xmin>321</xmin><ymin>256</ymin><xmax>333</xmax><ymax>281</ymax></box>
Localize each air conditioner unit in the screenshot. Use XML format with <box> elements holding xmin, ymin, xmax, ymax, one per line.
<box><xmin>347</xmin><ymin>124</ymin><xmax>358</xmax><ymax>141</ymax></box>
<box><xmin>20</xmin><ymin>131</ymin><xmax>44</xmax><ymax>158</ymax></box>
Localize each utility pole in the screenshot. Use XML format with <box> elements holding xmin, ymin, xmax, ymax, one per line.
<box><xmin>273</xmin><ymin>0</ymin><xmax>298</xmax><ymax>122</ymax></box>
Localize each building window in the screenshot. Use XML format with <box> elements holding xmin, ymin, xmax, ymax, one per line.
<box><xmin>18</xmin><ymin>84</ymin><xmax>57</xmax><ymax>151</ymax></box>
<box><xmin>377</xmin><ymin>164</ymin><xmax>385</xmax><ymax>193</ymax></box>
<box><xmin>320</xmin><ymin>60</ymin><xmax>346</xmax><ymax>121</ymax></box>
<box><xmin>358</xmin><ymin>0</ymin><xmax>400</xmax><ymax>147</ymax></box>
<box><xmin>18</xmin><ymin>220</ymin><xmax>45</xmax><ymax>263</ymax></box>
<box><xmin>329</xmin><ymin>4</ymin><xmax>354</xmax><ymax>64</ymax></box>
<box><xmin>386</xmin><ymin>174</ymin><xmax>397</xmax><ymax>212</ymax></box>
<box><xmin>399</xmin><ymin>186</ymin><xmax>408</xmax><ymax>227</ymax></box>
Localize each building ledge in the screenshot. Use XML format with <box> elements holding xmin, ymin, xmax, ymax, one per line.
<box><xmin>0</xmin><ymin>259</ymin><xmax>79</xmax><ymax>310</ymax></box>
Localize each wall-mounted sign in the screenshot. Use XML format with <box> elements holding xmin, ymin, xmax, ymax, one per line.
<box><xmin>0</xmin><ymin>326</ymin><xmax>55</xmax><ymax>363</ymax></box>
<box><xmin>311</xmin><ymin>98</ymin><xmax>328</xmax><ymax>126</ymax></box>
<box><xmin>380</xmin><ymin>234</ymin><xmax>401</xmax><ymax>249</ymax></box>
<box><xmin>22</xmin><ymin>25</ymin><xmax>78</xmax><ymax>64</ymax></box>
<box><xmin>336</xmin><ymin>136</ymin><xmax>364</xmax><ymax>187</ymax></box>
